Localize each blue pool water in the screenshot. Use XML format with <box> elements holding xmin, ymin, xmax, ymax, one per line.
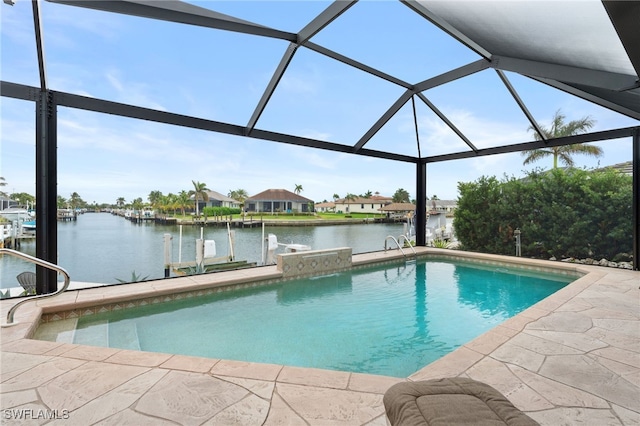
<box><xmin>42</xmin><ymin>258</ymin><xmax>574</xmax><ymax>377</ymax></box>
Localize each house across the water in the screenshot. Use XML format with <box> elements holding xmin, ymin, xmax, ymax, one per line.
<box><xmin>193</xmin><ymin>190</ymin><xmax>242</xmax><ymax>212</ymax></box>
<box><xmin>245</xmin><ymin>189</ymin><xmax>314</xmax><ymax>214</ymax></box>
<box><xmin>334</xmin><ymin>195</ymin><xmax>392</xmax><ymax>214</ymax></box>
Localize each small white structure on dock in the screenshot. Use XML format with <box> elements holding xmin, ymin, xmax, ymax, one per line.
<box><xmin>168</xmin><ymin>223</ymin><xmax>251</xmax><ymax>276</ymax></box>
<box><xmin>263</xmin><ymin>232</ymin><xmax>311</xmax><ymax>265</ymax></box>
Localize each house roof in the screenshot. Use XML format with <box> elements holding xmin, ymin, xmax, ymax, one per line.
<box><xmin>336</xmin><ymin>196</ymin><xmax>392</xmax><ymax>204</ymax></box>
<box><xmin>379</xmin><ymin>203</ymin><xmax>416</xmax><ymax>212</ymax></box>
<box><xmin>603</xmin><ymin>161</ymin><xmax>633</xmax><ymax>176</ymax></box>
<box><xmin>246</xmin><ymin>189</ymin><xmax>313</xmax><ymax>203</ymax></box>
<box><xmin>315</xmin><ymin>202</ymin><xmax>335</xmax><ymax>209</ymax></box>
<box><xmin>205</xmin><ymin>190</ymin><xmax>238</xmax><ymax>203</ymax></box>
<box><xmin>429</xmin><ymin>200</ymin><xmax>458</xmax><ymax>208</ymax></box>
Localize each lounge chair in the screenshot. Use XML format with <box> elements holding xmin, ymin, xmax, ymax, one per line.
<box><xmin>384</xmin><ymin>377</ymin><xmax>539</xmax><ymax>425</ymax></box>
<box><xmin>16</xmin><ymin>271</ymin><xmax>37</xmax><ymax>295</ymax></box>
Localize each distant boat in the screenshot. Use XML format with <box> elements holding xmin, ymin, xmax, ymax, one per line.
<box><xmin>22</xmin><ymin>219</ymin><xmax>36</xmax><ymax>231</ymax></box>
<box><xmin>0</xmin><ymin>207</ymin><xmax>30</xmax><ymax>222</ymax></box>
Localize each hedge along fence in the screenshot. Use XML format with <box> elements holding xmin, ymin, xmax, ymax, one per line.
<box><xmin>453</xmin><ymin>168</ymin><xmax>633</xmax><ymax>261</ymax></box>
<box><xmin>201</xmin><ymin>206</ymin><xmax>242</xmax><ymax>217</ymax></box>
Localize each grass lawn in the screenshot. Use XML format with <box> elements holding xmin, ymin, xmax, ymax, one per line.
<box><xmin>169</xmin><ymin>213</ymin><xmax>387</xmax><ymax>221</ymax></box>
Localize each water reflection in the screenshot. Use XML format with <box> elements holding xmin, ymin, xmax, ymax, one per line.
<box><xmin>414</xmin><ymin>261</ymin><xmax>427</xmax><ymax>336</ymax></box>
<box><xmin>277</xmin><ymin>273</ymin><xmax>353</xmax><ymax>304</ymax></box>
<box><xmin>454</xmin><ymin>263</ymin><xmax>568</xmax><ymax>316</ymax></box>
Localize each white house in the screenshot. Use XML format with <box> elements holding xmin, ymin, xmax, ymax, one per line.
<box><xmin>334</xmin><ymin>195</ymin><xmax>392</xmax><ymax>214</ymax></box>
<box><xmin>314</xmin><ymin>202</ymin><xmax>335</xmax><ymax>213</ymax></box>
<box><xmin>428</xmin><ymin>199</ymin><xmax>457</xmax><ymax>214</ymax></box>
<box><xmin>245</xmin><ymin>189</ymin><xmax>314</xmax><ymax>213</ymax></box>
<box><xmin>195</xmin><ymin>190</ymin><xmax>242</xmax><ymax>211</ymax></box>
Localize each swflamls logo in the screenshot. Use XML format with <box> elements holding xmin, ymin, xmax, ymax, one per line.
<box><xmin>3</xmin><ymin>409</ymin><xmax>70</xmax><ymax>420</ymax></box>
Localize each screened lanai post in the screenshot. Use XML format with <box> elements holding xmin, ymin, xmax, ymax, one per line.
<box><xmin>415</xmin><ymin>162</ymin><xmax>427</xmax><ymax>246</ymax></box>
<box><xmin>35</xmin><ymin>90</ymin><xmax>58</xmax><ymax>294</ymax></box>
<box><xmin>633</xmin><ymin>129</ymin><xmax>639</xmax><ymax>271</ymax></box>
<box><xmin>33</xmin><ymin>0</ymin><xmax>58</xmax><ymax>294</ymax></box>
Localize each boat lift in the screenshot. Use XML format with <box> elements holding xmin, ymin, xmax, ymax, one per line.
<box><xmin>164</xmin><ymin>223</ymin><xmax>252</xmax><ymax>276</ymax></box>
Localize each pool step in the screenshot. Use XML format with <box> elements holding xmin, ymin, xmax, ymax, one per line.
<box><xmin>108</xmin><ymin>320</ymin><xmax>141</xmax><ymax>351</ymax></box>
<box><xmin>73</xmin><ymin>320</ymin><xmax>109</xmax><ymax>347</ymax></box>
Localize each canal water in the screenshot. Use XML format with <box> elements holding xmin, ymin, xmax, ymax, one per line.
<box><xmin>1</xmin><ymin>213</ymin><xmax>405</xmax><ymax>288</ymax></box>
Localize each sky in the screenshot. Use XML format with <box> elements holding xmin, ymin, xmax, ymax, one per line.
<box><xmin>1</xmin><ymin>0</ymin><xmax>638</xmax><ymax>206</ymax></box>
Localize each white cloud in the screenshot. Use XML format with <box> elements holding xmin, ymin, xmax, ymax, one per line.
<box><xmin>105</xmin><ymin>69</ymin><xmax>167</xmax><ymax>111</ymax></box>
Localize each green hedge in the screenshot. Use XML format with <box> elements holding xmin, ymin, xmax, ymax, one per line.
<box><xmin>201</xmin><ymin>206</ymin><xmax>241</xmax><ymax>216</ymax></box>
<box><xmin>453</xmin><ymin>168</ymin><xmax>632</xmax><ymax>260</ymax></box>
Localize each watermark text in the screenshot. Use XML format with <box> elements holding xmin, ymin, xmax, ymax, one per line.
<box><xmin>3</xmin><ymin>409</ymin><xmax>70</xmax><ymax>420</ymax></box>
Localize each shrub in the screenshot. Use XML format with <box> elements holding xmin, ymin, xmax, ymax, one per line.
<box><xmin>454</xmin><ymin>168</ymin><xmax>632</xmax><ymax>260</ymax></box>
<box><xmin>202</xmin><ymin>206</ymin><xmax>241</xmax><ymax>217</ymax></box>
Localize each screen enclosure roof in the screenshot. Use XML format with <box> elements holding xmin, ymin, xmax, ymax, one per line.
<box><xmin>2</xmin><ymin>0</ymin><xmax>639</xmax><ymax>164</ymax></box>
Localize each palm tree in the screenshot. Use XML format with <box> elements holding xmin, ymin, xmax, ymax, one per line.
<box><xmin>333</xmin><ymin>193</ymin><xmax>340</xmax><ymax>201</ymax></box>
<box><xmin>177</xmin><ymin>190</ymin><xmax>191</xmax><ymax>216</ymax></box>
<box><xmin>131</xmin><ymin>197</ymin><xmax>144</xmax><ymax>212</ymax></box>
<box><xmin>294</xmin><ymin>184</ymin><xmax>303</xmax><ymax>195</ymax></box>
<box><xmin>57</xmin><ymin>195</ymin><xmax>67</xmax><ymax>209</ymax></box>
<box><xmin>392</xmin><ymin>188</ymin><xmax>410</xmax><ymax>203</ymax></box>
<box><xmin>148</xmin><ymin>190</ymin><xmax>163</xmax><ymax>206</ymax></box>
<box><xmin>164</xmin><ymin>193</ymin><xmax>179</xmax><ymax>216</ymax></box>
<box><xmin>189</xmin><ymin>180</ymin><xmax>209</xmax><ymax>216</ymax></box>
<box><xmin>69</xmin><ymin>192</ymin><xmax>84</xmax><ymax>209</ymax></box>
<box><xmin>228</xmin><ymin>189</ymin><xmax>249</xmax><ymax>204</ymax></box>
<box><xmin>156</xmin><ymin>194</ymin><xmax>175</xmax><ymax>216</ymax></box>
<box><xmin>521</xmin><ymin>109</ymin><xmax>602</xmax><ymax>169</ymax></box>
<box><xmin>116</xmin><ymin>197</ymin><xmax>126</xmax><ymax>208</ymax></box>
<box><xmin>343</xmin><ymin>193</ymin><xmax>357</xmax><ymax>213</ymax></box>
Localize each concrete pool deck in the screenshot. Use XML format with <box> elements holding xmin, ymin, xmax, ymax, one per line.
<box><xmin>1</xmin><ymin>248</ymin><xmax>638</xmax><ymax>425</ymax></box>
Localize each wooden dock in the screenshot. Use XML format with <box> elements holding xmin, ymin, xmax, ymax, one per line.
<box><xmin>0</xmin><ymin>224</ymin><xmax>35</xmax><ymax>249</ymax></box>
<box><xmin>187</xmin><ymin>215</ymin><xmax>263</xmax><ymax>228</ymax></box>
<box><xmin>171</xmin><ymin>259</ymin><xmax>256</xmax><ymax>276</ymax></box>
<box><xmin>57</xmin><ymin>209</ymin><xmax>78</xmax><ymax>221</ymax></box>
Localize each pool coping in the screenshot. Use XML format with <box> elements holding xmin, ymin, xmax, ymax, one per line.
<box><xmin>2</xmin><ymin>248</ymin><xmax>638</xmax><ymax>425</ymax></box>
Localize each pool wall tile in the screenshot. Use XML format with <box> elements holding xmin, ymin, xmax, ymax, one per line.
<box><xmin>277</xmin><ymin>247</ymin><xmax>352</xmax><ymax>278</ymax></box>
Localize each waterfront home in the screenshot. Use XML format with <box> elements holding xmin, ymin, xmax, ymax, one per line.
<box><xmin>428</xmin><ymin>199</ymin><xmax>458</xmax><ymax>214</ymax></box>
<box><xmin>379</xmin><ymin>202</ymin><xmax>416</xmax><ymax>219</ymax></box>
<box><xmin>0</xmin><ymin>197</ymin><xmax>18</xmax><ymax>211</ymax></box>
<box><xmin>198</xmin><ymin>190</ymin><xmax>242</xmax><ymax>210</ymax></box>
<box><xmin>245</xmin><ymin>189</ymin><xmax>313</xmax><ymax>213</ymax></box>
<box><xmin>334</xmin><ymin>195</ymin><xmax>392</xmax><ymax>214</ymax></box>
<box><xmin>314</xmin><ymin>201</ymin><xmax>336</xmax><ymax>213</ymax></box>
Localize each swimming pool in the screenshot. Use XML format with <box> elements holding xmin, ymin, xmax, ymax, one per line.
<box><xmin>34</xmin><ymin>257</ymin><xmax>575</xmax><ymax>377</ymax></box>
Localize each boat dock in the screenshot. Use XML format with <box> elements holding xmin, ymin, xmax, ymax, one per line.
<box><xmin>110</xmin><ymin>209</ymin><xmax>404</xmax><ymax>228</ymax></box>
<box><xmin>111</xmin><ymin>209</ymin><xmax>173</xmax><ymax>224</ymax></box>
<box><xmin>193</xmin><ymin>216</ymin><xmax>263</xmax><ymax>228</ymax></box>
<box><xmin>57</xmin><ymin>209</ymin><xmax>78</xmax><ymax>221</ymax></box>
<box><xmin>0</xmin><ymin>223</ymin><xmax>35</xmax><ymax>249</ymax></box>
